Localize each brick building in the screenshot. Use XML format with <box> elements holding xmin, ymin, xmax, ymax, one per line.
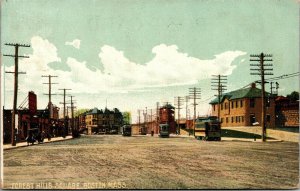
<box><xmin>85</xmin><ymin>108</ymin><xmax>99</xmax><ymax>134</ymax></box>
<box><xmin>158</xmin><ymin>104</ymin><xmax>176</xmax><ymax>134</ymax></box>
<box><xmin>85</xmin><ymin>107</ymin><xmax>123</xmax><ymax>134</ymax></box>
<box><xmin>3</xmin><ymin>91</ymin><xmax>61</xmax><ymax>143</ymax></box>
<box><xmin>275</xmin><ymin>96</ymin><xmax>299</xmax><ymax>127</ymax></box>
<box><xmin>209</xmin><ymin>83</ymin><xmax>276</xmax><ymax>128</ymax></box>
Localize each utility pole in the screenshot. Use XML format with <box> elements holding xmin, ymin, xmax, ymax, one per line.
<box><xmin>59</xmin><ymin>88</ymin><xmax>71</xmax><ymax>136</ymax></box>
<box><xmin>185</xmin><ymin>96</ymin><xmax>189</xmax><ymax>125</ymax></box>
<box><xmin>4</xmin><ymin>43</ymin><xmax>30</xmax><ymax>146</ymax></box>
<box><xmin>275</xmin><ymin>82</ymin><xmax>279</xmax><ymax>95</ymax></box>
<box><xmin>138</xmin><ymin>109</ymin><xmax>141</xmax><ymax>128</ymax></box>
<box><xmin>211</xmin><ymin>75</ymin><xmax>227</xmax><ymax>121</ymax></box>
<box><xmin>42</xmin><ymin>75</ymin><xmax>58</xmax><ymax>119</ymax></box>
<box><xmin>67</xmin><ymin>106</ymin><xmax>71</xmax><ymax>118</ymax></box>
<box><xmin>69</xmin><ymin>95</ymin><xmax>76</xmax><ymax>137</ymax></box>
<box><xmin>150</xmin><ymin>109</ymin><xmax>153</xmax><ymax>132</ymax></box>
<box><xmin>174</xmin><ymin>96</ymin><xmax>184</xmax><ymax>134</ymax></box>
<box><xmin>138</xmin><ymin>109</ymin><xmax>141</xmax><ymax>134</ymax></box>
<box><xmin>145</xmin><ymin>107</ymin><xmax>147</xmax><ymax>127</ymax></box>
<box><xmin>189</xmin><ymin>88</ymin><xmax>201</xmax><ymax>136</ymax></box>
<box><xmin>156</xmin><ymin>102</ymin><xmax>159</xmax><ymax>133</ymax></box>
<box><xmin>250</xmin><ymin>53</ymin><xmax>273</xmax><ymax>142</ymax></box>
<box><xmin>270</xmin><ymin>82</ymin><xmax>274</xmax><ymax>95</ymax></box>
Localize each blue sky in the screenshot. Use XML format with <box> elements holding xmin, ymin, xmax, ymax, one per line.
<box><xmin>1</xmin><ymin>0</ymin><xmax>299</xmax><ymax>122</ymax></box>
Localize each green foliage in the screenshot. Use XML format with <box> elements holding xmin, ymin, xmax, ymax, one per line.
<box><xmin>287</xmin><ymin>91</ymin><xmax>299</xmax><ymax>101</ymax></box>
<box><xmin>74</xmin><ymin>108</ymin><xmax>89</xmax><ymax>117</ymax></box>
<box><xmin>123</xmin><ymin>112</ymin><xmax>131</xmax><ymax>125</ymax></box>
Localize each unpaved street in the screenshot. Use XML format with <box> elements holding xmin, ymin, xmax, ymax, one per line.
<box><xmin>3</xmin><ymin>135</ymin><xmax>299</xmax><ymax>189</ymax></box>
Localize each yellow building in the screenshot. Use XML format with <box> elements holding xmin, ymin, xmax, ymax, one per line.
<box><xmin>85</xmin><ymin>108</ymin><xmax>99</xmax><ymax>135</ymax></box>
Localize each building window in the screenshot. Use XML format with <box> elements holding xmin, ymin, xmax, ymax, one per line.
<box><xmin>231</xmin><ymin>117</ymin><xmax>234</xmax><ymax>123</ymax></box>
<box><xmin>221</xmin><ymin>118</ymin><xmax>223</xmax><ymax>123</ymax></box>
<box><xmin>240</xmin><ymin>100</ymin><xmax>243</xmax><ymax>107</ymax></box>
<box><xmin>226</xmin><ymin>117</ymin><xmax>228</xmax><ymax>123</ymax></box>
<box><xmin>231</xmin><ymin>102</ymin><xmax>234</xmax><ymax>109</ymax></box>
<box><xmin>236</xmin><ymin>101</ymin><xmax>238</xmax><ymax>108</ymax></box>
<box><xmin>241</xmin><ymin>116</ymin><xmax>244</xmax><ymax>122</ymax></box>
<box><xmin>250</xmin><ymin>114</ymin><xmax>255</xmax><ymax>125</ymax></box>
<box><xmin>250</xmin><ymin>98</ymin><xmax>255</xmax><ymax>108</ymax></box>
<box><xmin>266</xmin><ymin>114</ymin><xmax>271</xmax><ymax>122</ymax></box>
<box><xmin>221</xmin><ymin>103</ymin><xmax>223</xmax><ymax>110</ymax></box>
<box><xmin>213</xmin><ymin>105</ymin><xmax>215</xmax><ymax>111</ymax></box>
<box><xmin>236</xmin><ymin>116</ymin><xmax>238</xmax><ymax>123</ymax></box>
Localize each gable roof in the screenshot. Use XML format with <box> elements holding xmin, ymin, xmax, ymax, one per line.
<box><xmin>209</xmin><ymin>86</ymin><xmax>272</xmax><ymax>104</ymax></box>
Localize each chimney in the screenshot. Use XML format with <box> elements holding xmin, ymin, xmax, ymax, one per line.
<box><xmin>251</xmin><ymin>83</ymin><xmax>256</xmax><ymax>89</ymax></box>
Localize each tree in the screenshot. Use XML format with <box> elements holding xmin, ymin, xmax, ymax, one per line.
<box><xmin>287</xmin><ymin>91</ymin><xmax>299</xmax><ymax>102</ymax></box>
<box><xmin>74</xmin><ymin>108</ymin><xmax>89</xmax><ymax>117</ymax></box>
<box><xmin>123</xmin><ymin>112</ymin><xmax>131</xmax><ymax>125</ymax></box>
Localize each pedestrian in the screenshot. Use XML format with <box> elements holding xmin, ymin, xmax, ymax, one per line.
<box><xmin>47</xmin><ymin>132</ymin><xmax>51</xmax><ymax>142</ymax></box>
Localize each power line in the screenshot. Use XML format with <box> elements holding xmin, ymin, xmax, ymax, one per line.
<box><xmin>241</xmin><ymin>72</ymin><xmax>299</xmax><ymax>89</ymax></box>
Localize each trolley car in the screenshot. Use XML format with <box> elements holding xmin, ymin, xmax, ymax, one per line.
<box><xmin>159</xmin><ymin>124</ymin><xmax>170</xmax><ymax>138</ymax></box>
<box><xmin>194</xmin><ymin>116</ymin><xmax>221</xmax><ymax>141</ymax></box>
<box><xmin>121</xmin><ymin>125</ymin><xmax>132</xmax><ymax>136</ymax></box>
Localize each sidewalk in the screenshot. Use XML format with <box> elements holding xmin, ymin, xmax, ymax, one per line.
<box><xmin>3</xmin><ymin>136</ymin><xmax>73</xmax><ymax>150</ymax></box>
<box><xmin>173</xmin><ymin>134</ymin><xmax>283</xmax><ymax>142</ymax></box>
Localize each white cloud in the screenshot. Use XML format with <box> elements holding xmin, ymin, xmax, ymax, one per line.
<box><xmin>2</xmin><ymin>36</ymin><xmax>246</xmax><ymax>111</ymax></box>
<box><xmin>65</xmin><ymin>39</ymin><xmax>81</xmax><ymax>49</ymax></box>
<box><xmin>4</xmin><ymin>38</ymin><xmax>247</xmax><ymax>95</ymax></box>
<box><xmin>98</xmin><ymin>44</ymin><xmax>246</xmax><ymax>90</ymax></box>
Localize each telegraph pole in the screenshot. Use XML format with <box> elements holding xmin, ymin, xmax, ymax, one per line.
<box><xmin>69</xmin><ymin>95</ymin><xmax>76</xmax><ymax>137</ymax></box>
<box><xmin>150</xmin><ymin>109</ymin><xmax>153</xmax><ymax>132</ymax></box>
<box><xmin>59</xmin><ymin>88</ymin><xmax>71</xmax><ymax>136</ymax></box>
<box><xmin>156</xmin><ymin>102</ymin><xmax>159</xmax><ymax>132</ymax></box>
<box><xmin>4</xmin><ymin>43</ymin><xmax>30</xmax><ymax>146</ymax></box>
<box><xmin>250</xmin><ymin>53</ymin><xmax>273</xmax><ymax>142</ymax></box>
<box><xmin>59</xmin><ymin>88</ymin><xmax>72</xmax><ymax>118</ymax></box>
<box><xmin>211</xmin><ymin>75</ymin><xmax>227</xmax><ymax>121</ymax></box>
<box><xmin>138</xmin><ymin>109</ymin><xmax>141</xmax><ymax>127</ymax></box>
<box><xmin>185</xmin><ymin>96</ymin><xmax>189</xmax><ymax>124</ymax></box>
<box><xmin>189</xmin><ymin>87</ymin><xmax>201</xmax><ymax>136</ymax></box>
<box><xmin>275</xmin><ymin>82</ymin><xmax>279</xmax><ymax>95</ymax></box>
<box><xmin>42</xmin><ymin>75</ymin><xmax>58</xmax><ymax>118</ymax></box>
<box><xmin>270</xmin><ymin>82</ymin><xmax>274</xmax><ymax>95</ymax></box>
<box><xmin>145</xmin><ymin>107</ymin><xmax>147</xmax><ymax>127</ymax></box>
<box><xmin>174</xmin><ymin>96</ymin><xmax>184</xmax><ymax>134</ymax></box>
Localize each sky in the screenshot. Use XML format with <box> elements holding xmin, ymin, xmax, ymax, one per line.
<box><xmin>1</xmin><ymin>0</ymin><xmax>299</xmax><ymax>123</ymax></box>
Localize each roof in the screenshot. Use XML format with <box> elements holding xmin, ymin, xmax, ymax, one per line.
<box><xmin>209</xmin><ymin>86</ymin><xmax>272</xmax><ymax>104</ymax></box>
<box><xmin>87</xmin><ymin>107</ymin><xmax>99</xmax><ymax>114</ymax></box>
<box><xmin>161</xmin><ymin>104</ymin><xmax>175</xmax><ymax>109</ymax></box>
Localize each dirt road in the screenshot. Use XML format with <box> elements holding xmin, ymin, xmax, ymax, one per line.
<box><xmin>3</xmin><ymin>135</ymin><xmax>299</xmax><ymax>189</ymax></box>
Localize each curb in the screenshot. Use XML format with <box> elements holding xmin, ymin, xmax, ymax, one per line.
<box><xmin>3</xmin><ymin>137</ymin><xmax>73</xmax><ymax>151</ymax></box>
